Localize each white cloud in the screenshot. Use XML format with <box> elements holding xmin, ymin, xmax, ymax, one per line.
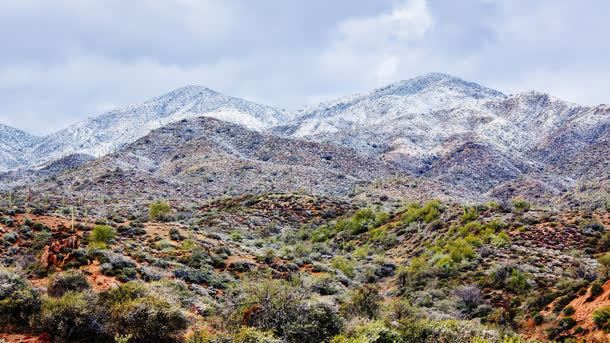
<box><xmin>0</xmin><ymin>56</ymin><xmax>246</xmax><ymax>134</ymax></box>
<box><xmin>317</xmin><ymin>0</ymin><xmax>434</xmax><ymax>87</ymax></box>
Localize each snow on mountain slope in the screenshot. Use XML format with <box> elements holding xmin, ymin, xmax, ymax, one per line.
<box><xmin>285</xmin><ymin>73</ymin><xmax>504</xmax><ymax>138</ymax></box>
<box><xmin>26</xmin><ymin>86</ymin><xmax>288</xmax><ymax>167</ymax></box>
<box><xmin>279</xmin><ymin>73</ymin><xmax>609</xmax><ymax>191</ymax></box>
<box><xmin>0</xmin><ymin>124</ymin><xmax>41</xmax><ymax>172</ymax></box>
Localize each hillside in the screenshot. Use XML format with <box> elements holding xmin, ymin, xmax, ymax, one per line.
<box><xmin>24</xmin><ymin>116</ymin><xmax>397</xmax><ymax>213</ymax></box>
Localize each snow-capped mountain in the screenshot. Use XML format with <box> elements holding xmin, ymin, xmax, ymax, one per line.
<box><xmin>284</xmin><ymin>73</ymin><xmax>504</xmax><ymax>138</ymax></box>
<box><xmin>279</xmin><ymin>73</ymin><xmax>608</xmax><ymax>192</ymax></box>
<box><xmin>0</xmin><ymin>73</ymin><xmax>607</xmax><ymax>201</ymax></box>
<box><xmin>0</xmin><ymin>124</ymin><xmax>41</xmax><ymax>172</ymax></box>
<box><xmin>23</xmin><ymin>86</ymin><xmax>289</xmax><ymax>168</ymax></box>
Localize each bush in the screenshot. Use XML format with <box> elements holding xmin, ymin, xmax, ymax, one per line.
<box><xmin>227</xmin><ymin>275</ymin><xmax>340</xmax><ymax>342</ymax></box>
<box><xmin>90</xmin><ymin>225</ymin><xmax>116</xmax><ymax>247</ymax></box>
<box><xmin>109</xmin><ymin>296</ymin><xmax>189</xmax><ymax>341</ymax></box>
<box><xmin>37</xmin><ymin>291</ymin><xmax>103</xmax><ymax>340</ymax></box>
<box><xmin>401</xmin><ymin>200</ymin><xmax>442</xmax><ymax>225</ymax></box>
<box><xmin>598</xmin><ymin>252</ymin><xmax>610</xmax><ymax>278</ymax></box>
<box><xmin>100</xmin><ymin>281</ymin><xmax>147</xmax><ymax>305</ymax></box>
<box><xmin>588</xmin><ymin>281</ymin><xmax>604</xmax><ymax>301</ymax></box>
<box><xmin>336</xmin><ymin>208</ymin><xmax>390</xmax><ymax>236</ymax></box>
<box><xmin>0</xmin><ymin>269</ymin><xmax>41</xmax><ymax>329</ymax></box>
<box><xmin>149</xmin><ymin>200</ymin><xmax>171</xmax><ymax>221</ymax></box>
<box><xmin>331</xmin><ymin>256</ymin><xmax>356</xmax><ymax>279</ymax></box>
<box><xmin>455</xmin><ymin>286</ymin><xmax>483</xmax><ymax>316</ymax></box>
<box><xmin>593</xmin><ymin>306</ymin><xmax>610</xmax><ymax>331</ymax></box>
<box><xmin>506</xmin><ymin>269</ymin><xmax>530</xmax><ymax>294</ymax></box>
<box><xmin>563</xmin><ymin>306</ymin><xmax>575</xmax><ymax>316</ymax></box>
<box><xmin>48</xmin><ymin>271</ymin><xmax>90</xmax><ymax>297</ymax></box>
<box><xmin>284</xmin><ymin>303</ymin><xmax>342</xmax><ymax>343</ymax></box>
<box><xmin>331</xmin><ymin>320</ymin><xmax>400</xmax><ymax>343</ymax></box>
<box><xmin>460</xmin><ymin>207</ymin><xmax>478</xmax><ymax>223</ymax></box>
<box><xmin>344</xmin><ymin>285</ymin><xmax>382</xmax><ymax>319</ymax></box>
<box><xmin>232</xmin><ymin>327</ymin><xmax>281</xmax><ymax>343</ymax></box>
<box><xmin>512</xmin><ymin>198</ymin><xmax>531</xmax><ymax>213</ymax></box>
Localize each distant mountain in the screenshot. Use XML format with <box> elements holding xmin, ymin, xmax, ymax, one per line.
<box><xmin>19</xmin><ymin>86</ymin><xmax>289</xmax><ymax>169</ymax></box>
<box><xmin>32</xmin><ymin>116</ymin><xmax>397</xmax><ymax>205</ymax></box>
<box><xmin>1</xmin><ymin>73</ymin><xmax>607</xmax><ymax>205</ymax></box>
<box><xmin>0</xmin><ymin>124</ymin><xmax>41</xmax><ymax>172</ymax></box>
<box><xmin>280</xmin><ymin>73</ymin><xmax>609</xmax><ymax>194</ymax></box>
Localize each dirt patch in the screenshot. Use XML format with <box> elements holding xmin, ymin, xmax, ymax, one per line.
<box><xmin>0</xmin><ymin>333</ymin><xmax>51</xmax><ymax>343</ymax></box>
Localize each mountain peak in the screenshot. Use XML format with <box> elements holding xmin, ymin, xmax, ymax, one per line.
<box><xmin>372</xmin><ymin>73</ymin><xmax>504</xmax><ymax>99</ymax></box>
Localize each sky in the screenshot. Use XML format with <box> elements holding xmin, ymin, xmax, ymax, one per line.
<box><xmin>1</xmin><ymin>0</ymin><xmax>609</xmax><ymax>135</ymax></box>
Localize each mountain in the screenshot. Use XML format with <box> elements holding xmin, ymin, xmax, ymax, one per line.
<box><xmin>31</xmin><ymin>116</ymin><xmax>397</xmax><ymax>209</ymax></box>
<box><xmin>280</xmin><ymin>73</ymin><xmax>609</xmax><ymax>195</ymax></box>
<box><xmin>0</xmin><ymin>124</ymin><xmax>41</xmax><ymax>172</ymax></box>
<box><xmin>21</xmin><ymin>86</ymin><xmax>289</xmax><ymax>169</ymax></box>
<box><xmin>1</xmin><ymin>73</ymin><xmax>607</xmax><ymax>205</ymax></box>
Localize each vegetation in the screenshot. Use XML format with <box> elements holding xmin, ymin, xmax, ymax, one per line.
<box><xmin>0</xmin><ymin>193</ymin><xmax>606</xmax><ymax>341</ymax></box>
<box><xmin>149</xmin><ymin>199</ymin><xmax>172</xmax><ymax>221</ymax></box>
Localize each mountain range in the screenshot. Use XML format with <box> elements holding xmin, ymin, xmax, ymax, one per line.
<box><xmin>0</xmin><ymin>73</ymin><xmax>607</xmax><ymax>205</ymax></box>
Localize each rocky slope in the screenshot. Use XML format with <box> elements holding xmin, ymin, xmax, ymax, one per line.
<box><xmin>28</xmin><ymin>116</ymin><xmax>397</xmax><ymax>210</ymax></box>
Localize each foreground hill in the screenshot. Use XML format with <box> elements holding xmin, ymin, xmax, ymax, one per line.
<box><xmin>0</xmin><ymin>191</ymin><xmax>607</xmax><ymax>342</ymax></box>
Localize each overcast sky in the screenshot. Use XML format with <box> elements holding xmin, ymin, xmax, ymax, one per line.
<box><xmin>1</xmin><ymin>0</ymin><xmax>609</xmax><ymax>135</ymax></box>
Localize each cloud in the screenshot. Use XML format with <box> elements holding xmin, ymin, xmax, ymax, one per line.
<box><xmin>317</xmin><ymin>0</ymin><xmax>434</xmax><ymax>86</ymax></box>
<box><xmin>0</xmin><ymin>0</ymin><xmax>609</xmax><ymax>134</ymax></box>
<box><xmin>0</xmin><ymin>56</ymin><xmax>245</xmax><ymax>134</ymax></box>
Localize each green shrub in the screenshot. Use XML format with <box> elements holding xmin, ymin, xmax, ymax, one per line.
<box><xmin>563</xmin><ymin>306</ymin><xmax>575</xmax><ymax>316</ymax></box>
<box><xmin>0</xmin><ymin>269</ymin><xmax>41</xmax><ymax>329</ymax></box>
<box><xmin>446</xmin><ymin>238</ymin><xmax>476</xmax><ymax>263</ymax></box>
<box><xmin>48</xmin><ymin>271</ymin><xmax>90</xmax><ymax>297</ymax></box>
<box><xmin>232</xmin><ymin>327</ymin><xmax>281</xmax><ymax>343</ymax></box>
<box><xmin>512</xmin><ymin>198</ymin><xmax>531</xmax><ymax>213</ymax></box>
<box><xmin>506</xmin><ymin>269</ymin><xmax>530</xmax><ymax>294</ymax></box>
<box><xmin>336</xmin><ymin>208</ymin><xmax>389</xmax><ymax>236</ymax></box>
<box><xmin>593</xmin><ymin>306</ymin><xmax>610</xmax><ymax>331</ymax></box>
<box><xmin>331</xmin><ymin>320</ymin><xmax>400</xmax><ymax>343</ymax></box>
<box><xmin>284</xmin><ymin>303</ymin><xmax>342</xmax><ymax>343</ymax></box>
<box><xmin>598</xmin><ymin>252</ymin><xmax>610</xmax><ymax>278</ymax></box>
<box><xmin>227</xmin><ymin>275</ymin><xmax>341</xmax><ymax>342</ymax></box>
<box><xmin>100</xmin><ymin>281</ymin><xmax>147</xmax><ymax>306</ymax></box>
<box><xmin>344</xmin><ymin>285</ymin><xmax>382</xmax><ymax>319</ymax></box>
<box><xmin>149</xmin><ymin>200</ymin><xmax>171</xmax><ymax>221</ymax></box>
<box><xmin>331</xmin><ymin>256</ymin><xmax>356</xmax><ymax>278</ymax></box>
<box><xmin>401</xmin><ymin>200</ymin><xmax>442</xmax><ymax>225</ymax></box>
<box><xmin>588</xmin><ymin>281</ymin><xmax>604</xmax><ymax>301</ymax></box>
<box><xmin>90</xmin><ymin>224</ymin><xmax>116</xmax><ymax>247</ymax></box>
<box><xmin>109</xmin><ymin>296</ymin><xmax>189</xmax><ymax>341</ymax></box>
<box><xmin>460</xmin><ymin>207</ymin><xmax>478</xmax><ymax>223</ymax></box>
<box><xmin>37</xmin><ymin>291</ymin><xmax>103</xmax><ymax>340</ymax></box>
